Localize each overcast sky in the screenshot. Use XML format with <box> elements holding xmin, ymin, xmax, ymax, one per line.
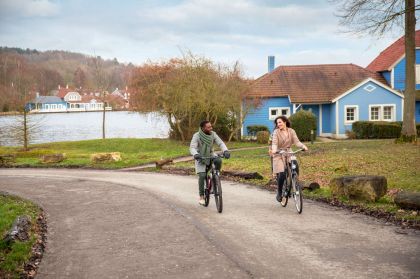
<box><xmin>0</xmin><ymin>0</ymin><xmax>413</xmax><ymax>78</ymax></box>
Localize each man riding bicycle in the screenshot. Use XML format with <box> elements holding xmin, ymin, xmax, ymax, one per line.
<box><xmin>190</xmin><ymin>120</ymin><xmax>230</xmax><ymax>205</ymax></box>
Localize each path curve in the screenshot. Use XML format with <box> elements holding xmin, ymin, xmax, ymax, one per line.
<box><xmin>0</xmin><ymin>169</ymin><xmax>419</xmax><ymax>279</ymax></box>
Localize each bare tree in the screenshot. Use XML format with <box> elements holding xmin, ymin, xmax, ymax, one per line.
<box><xmin>130</xmin><ymin>53</ymin><xmax>252</xmax><ymax>142</ymax></box>
<box><xmin>7</xmin><ymin>58</ymin><xmax>42</xmax><ymax>150</ymax></box>
<box><xmin>92</xmin><ymin>56</ymin><xmax>112</xmax><ymax>139</ymax></box>
<box><xmin>332</xmin><ymin>0</ymin><xmax>419</xmax><ymax>142</ymax></box>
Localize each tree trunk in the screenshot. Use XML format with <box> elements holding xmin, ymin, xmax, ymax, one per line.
<box><xmin>102</xmin><ymin>104</ymin><xmax>106</xmax><ymax>139</ymax></box>
<box><xmin>23</xmin><ymin>109</ymin><xmax>28</xmax><ymax>151</ymax></box>
<box><xmin>176</xmin><ymin>120</ymin><xmax>185</xmax><ymax>142</ymax></box>
<box><xmin>400</xmin><ymin>0</ymin><xmax>417</xmax><ymax>142</ymax></box>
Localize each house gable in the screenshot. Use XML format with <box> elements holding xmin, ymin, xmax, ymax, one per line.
<box><xmin>335</xmin><ymin>80</ymin><xmax>403</xmax><ymax>136</ymax></box>
<box><xmin>332</xmin><ymin>78</ymin><xmax>404</xmax><ymax>103</ymax></box>
<box><xmin>64</xmin><ymin>91</ymin><xmax>82</xmax><ymax>102</ymax></box>
<box><xmin>389</xmin><ymin>48</ymin><xmax>420</xmax><ymax>91</ymax></box>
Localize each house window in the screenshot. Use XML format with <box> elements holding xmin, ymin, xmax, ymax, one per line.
<box><xmin>416</xmin><ymin>65</ymin><xmax>420</xmax><ymax>84</ymax></box>
<box><xmin>370</xmin><ymin>106</ymin><xmax>380</xmax><ymax>121</ymax></box>
<box><xmin>268</xmin><ymin>107</ymin><xmax>290</xmax><ymax>120</ymax></box>
<box><xmin>344</xmin><ymin>105</ymin><xmax>358</xmax><ymax>123</ymax></box>
<box><xmin>369</xmin><ymin>104</ymin><xmax>395</xmax><ymax>121</ymax></box>
<box><xmin>383</xmin><ymin>106</ymin><xmax>393</xmax><ymax>120</ymax></box>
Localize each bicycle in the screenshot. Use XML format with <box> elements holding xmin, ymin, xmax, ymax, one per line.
<box><xmin>274</xmin><ymin>149</ymin><xmax>304</xmax><ymax>214</ymax></box>
<box><xmin>200</xmin><ymin>154</ymin><xmax>225</xmax><ymax>213</ymax></box>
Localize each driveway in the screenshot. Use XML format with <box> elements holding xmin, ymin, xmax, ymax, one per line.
<box><xmin>0</xmin><ymin>169</ymin><xmax>419</xmax><ymax>278</ymax></box>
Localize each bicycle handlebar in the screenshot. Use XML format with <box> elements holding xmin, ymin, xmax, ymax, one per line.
<box><xmin>274</xmin><ymin>148</ymin><xmax>304</xmax><ymax>155</ymax></box>
<box><xmin>200</xmin><ymin>153</ymin><xmax>226</xmax><ymax>159</ymax></box>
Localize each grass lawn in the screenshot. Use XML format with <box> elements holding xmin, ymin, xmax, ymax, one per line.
<box><xmin>219</xmin><ymin>139</ymin><xmax>420</xmax><ymax>191</ymax></box>
<box><xmin>0</xmin><ymin>194</ymin><xmax>41</xmax><ymax>278</ymax></box>
<box><xmin>222</xmin><ymin>139</ymin><xmax>420</xmax><ymax>221</ymax></box>
<box><xmin>0</xmin><ymin>138</ymin><xmax>264</xmax><ymax>169</ymax></box>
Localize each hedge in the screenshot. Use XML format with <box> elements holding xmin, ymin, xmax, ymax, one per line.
<box><xmin>352</xmin><ymin>121</ymin><xmax>401</xmax><ymax>139</ymax></box>
<box><xmin>289</xmin><ymin>110</ymin><xmax>317</xmax><ymax>141</ymax></box>
<box><xmin>247</xmin><ymin>125</ymin><xmax>269</xmax><ymax>136</ymax></box>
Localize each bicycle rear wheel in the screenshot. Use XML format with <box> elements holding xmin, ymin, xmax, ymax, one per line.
<box><xmin>292</xmin><ymin>175</ymin><xmax>303</xmax><ymax>214</ymax></box>
<box><xmin>204</xmin><ymin>177</ymin><xmax>210</xmax><ymax>207</ymax></box>
<box><xmin>280</xmin><ymin>176</ymin><xmax>289</xmax><ymax>207</ymax></box>
<box><xmin>213</xmin><ymin>174</ymin><xmax>223</xmax><ymax>213</ymax></box>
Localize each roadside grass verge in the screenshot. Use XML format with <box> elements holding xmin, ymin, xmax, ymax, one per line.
<box><xmin>0</xmin><ymin>138</ymin><xmax>263</xmax><ymax>169</ymax></box>
<box><xmin>0</xmin><ymin>194</ymin><xmax>42</xmax><ymax>278</ymax></box>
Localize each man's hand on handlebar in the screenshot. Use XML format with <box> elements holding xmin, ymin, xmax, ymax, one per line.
<box><xmin>223</xmin><ymin>150</ymin><xmax>230</xmax><ymax>159</ymax></box>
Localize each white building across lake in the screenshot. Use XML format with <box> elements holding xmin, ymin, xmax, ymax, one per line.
<box><xmin>27</xmin><ymin>86</ymin><xmax>130</xmax><ymax>113</ymax></box>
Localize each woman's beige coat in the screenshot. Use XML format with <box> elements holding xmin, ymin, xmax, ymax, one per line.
<box><xmin>271</xmin><ymin>128</ymin><xmax>305</xmax><ymax>174</ymax></box>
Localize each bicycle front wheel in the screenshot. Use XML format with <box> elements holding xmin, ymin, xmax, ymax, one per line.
<box><xmin>204</xmin><ymin>177</ymin><xmax>210</xmax><ymax>207</ymax></box>
<box><xmin>213</xmin><ymin>174</ymin><xmax>223</xmax><ymax>213</ymax></box>
<box><xmin>280</xmin><ymin>176</ymin><xmax>289</xmax><ymax>207</ymax></box>
<box><xmin>292</xmin><ymin>175</ymin><xmax>303</xmax><ymax>214</ymax></box>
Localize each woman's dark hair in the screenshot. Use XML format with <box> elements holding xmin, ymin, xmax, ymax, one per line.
<box><xmin>200</xmin><ymin>120</ymin><xmax>210</xmax><ymax>128</ymax></box>
<box><xmin>273</xmin><ymin>115</ymin><xmax>291</xmax><ymax>128</ymax></box>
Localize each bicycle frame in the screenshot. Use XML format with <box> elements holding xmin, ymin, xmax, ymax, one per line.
<box><xmin>274</xmin><ymin>149</ymin><xmax>303</xmax><ymax>213</ymax></box>
<box><xmin>200</xmin><ymin>154</ymin><xmax>225</xmax><ymax>213</ymax></box>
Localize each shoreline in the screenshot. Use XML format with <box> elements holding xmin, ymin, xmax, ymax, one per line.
<box><xmin>0</xmin><ymin>109</ymin><xmax>131</xmax><ymax>116</ymax></box>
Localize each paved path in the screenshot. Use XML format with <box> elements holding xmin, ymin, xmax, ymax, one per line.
<box><xmin>0</xmin><ymin>169</ymin><xmax>419</xmax><ymax>279</ymax></box>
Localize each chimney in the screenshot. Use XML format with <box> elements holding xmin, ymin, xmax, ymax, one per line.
<box><xmin>58</xmin><ymin>84</ymin><xmax>61</xmax><ymax>89</ymax></box>
<box><xmin>268</xmin><ymin>56</ymin><xmax>275</xmax><ymax>73</ymax></box>
<box><xmin>66</xmin><ymin>84</ymin><xmax>69</xmax><ymax>89</ymax></box>
<box><xmin>36</xmin><ymin>92</ymin><xmax>40</xmax><ymax>98</ymax></box>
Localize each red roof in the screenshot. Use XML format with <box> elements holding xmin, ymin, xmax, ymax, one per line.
<box><xmin>367</xmin><ymin>30</ymin><xmax>420</xmax><ymax>72</ymax></box>
<box><xmin>248</xmin><ymin>64</ymin><xmax>388</xmax><ymax>103</ymax></box>
<box><xmin>56</xmin><ymin>88</ymin><xmax>76</xmax><ymax>98</ymax></box>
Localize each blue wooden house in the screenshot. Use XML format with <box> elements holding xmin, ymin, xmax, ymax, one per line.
<box><xmin>367</xmin><ymin>30</ymin><xmax>420</xmax><ymax>123</ymax></box>
<box><xmin>27</xmin><ymin>95</ymin><xmax>67</xmax><ymax>113</ymax></box>
<box><xmin>243</xmin><ymin>31</ymin><xmax>420</xmax><ymax>138</ymax></box>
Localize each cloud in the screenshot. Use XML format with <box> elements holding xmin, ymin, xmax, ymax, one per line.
<box><xmin>0</xmin><ymin>0</ymin><xmax>60</xmax><ymax>18</ymax></box>
<box><xmin>136</xmin><ymin>0</ymin><xmax>337</xmax><ymax>41</ymax></box>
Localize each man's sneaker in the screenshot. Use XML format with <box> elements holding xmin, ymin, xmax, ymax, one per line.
<box><xmin>199</xmin><ymin>198</ymin><xmax>205</xmax><ymax>205</ymax></box>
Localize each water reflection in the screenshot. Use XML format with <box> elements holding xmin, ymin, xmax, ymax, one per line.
<box><xmin>0</xmin><ymin>111</ymin><xmax>170</xmax><ymax>146</ymax></box>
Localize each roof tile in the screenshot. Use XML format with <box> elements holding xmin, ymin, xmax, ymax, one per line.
<box><xmin>367</xmin><ymin>30</ymin><xmax>420</xmax><ymax>72</ymax></box>
<box><xmin>248</xmin><ymin>64</ymin><xmax>387</xmax><ymax>103</ymax></box>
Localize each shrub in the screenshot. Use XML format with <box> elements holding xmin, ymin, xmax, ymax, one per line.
<box><xmin>372</xmin><ymin>122</ymin><xmax>401</xmax><ymax>138</ymax></box>
<box><xmin>352</xmin><ymin>121</ymin><xmax>374</xmax><ymax>139</ymax></box>
<box><xmin>256</xmin><ymin>131</ymin><xmax>270</xmax><ymax>144</ymax></box>
<box><xmin>352</xmin><ymin>121</ymin><xmax>401</xmax><ymax>139</ymax></box>
<box><xmin>345</xmin><ymin>130</ymin><xmax>356</xmax><ymax>139</ymax></box>
<box><xmin>247</xmin><ymin>125</ymin><xmax>269</xmax><ymax>137</ymax></box>
<box><xmin>289</xmin><ymin>110</ymin><xmax>317</xmax><ymax>141</ymax></box>
<box><xmin>417</xmin><ymin>124</ymin><xmax>420</xmax><ymax>137</ymax></box>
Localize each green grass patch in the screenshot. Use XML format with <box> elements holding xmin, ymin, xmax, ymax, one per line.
<box><xmin>0</xmin><ymin>194</ymin><xmax>41</xmax><ymax>278</ymax></box>
<box><xmin>0</xmin><ymin>138</ymin><xmax>265</xmax><ymax>169</ymax></box>
<box><xmin>220</xmin><ymin>139</ymin><xmax>419</xmax><ymax>219</ymax></box>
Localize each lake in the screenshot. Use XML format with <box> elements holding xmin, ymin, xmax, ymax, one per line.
<box><xmin>0</xmin><ymin>111</ymin><xmax>170</xmax><ymax>146</ymax></box>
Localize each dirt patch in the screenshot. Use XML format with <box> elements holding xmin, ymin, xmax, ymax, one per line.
<box><xmin>22</xmin><ymin>209</ymin><xmax>47</xmax><ymax>279</ymax></box>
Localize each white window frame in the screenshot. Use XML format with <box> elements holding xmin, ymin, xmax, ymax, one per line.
<box><xmin>416</xmin><ymin>64</ymin><xmax>420</xmax><ymax>84</ymax></box>
<box><xmin>369</xmin><ymin>105</ymin><xmax>381</xmax><ymax>121</ymax></box>
<box><xmin>268</xmin><ymin>107</ymin><xmax>290</xmax><ymax>120</ymax></box>
<box><xmin>344</xmin><ymin>105</ymin><xmax>358</xmax><ymax>124</ymax></box>
<box><xmin>368</xmin><ymin>104</ymin><xmax>396</xmax><ymax>121</ymax></box>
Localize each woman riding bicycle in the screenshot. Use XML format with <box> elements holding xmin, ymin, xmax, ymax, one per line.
<box><xmin>271</xmin><ymin>116</ymin><xmax>308</xmax><ymax>202</ymax></box>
